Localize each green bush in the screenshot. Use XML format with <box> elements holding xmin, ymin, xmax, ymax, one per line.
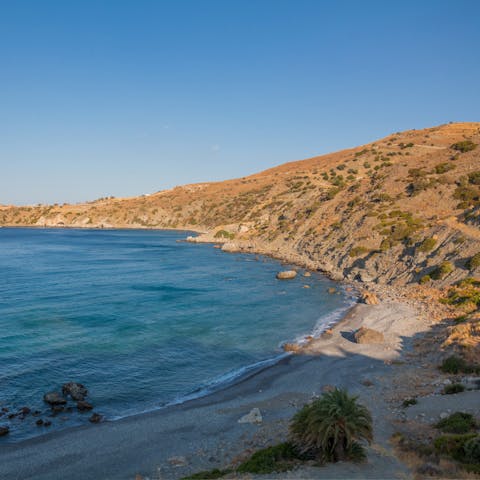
<box><xmin>469</xmin><ymin>171</ymin><xmax>480</xmax><ymax>185</ymax></box>
<box><xmin>419</xmin><ymin>274</ymin><xmax>431</xmax><ymax>284</ymax></box>
<box><xmin>435</xmin><ymin>412</ymin><xmax>476</xmax><ymax>434</ymax></box>
<box><xmin>440</xmin><ymin>355</ymin><xmax>468</xmax><ymax>374</ymax></box>
<box><xmin>443</xmin><ymin>383</ymin><xmax>465</xmax><ymax>395</ymax></box>
<box><xmin>349</xmin><ymin>246</ymin><xmax>370</xmax><ymax>258</ymax></box>
<box><xmin>468</xmin><ymin>252</ymin><xmax>480</xmax><ymax>270</ymax></box>
<box><xmin>464</xmin><ymin>436</ymin><xmax>480</xmax><ymax>464</ymax></box>
<box><xmin>214</xmin><ymin>229</ymin><xmax>235</xmax><ymax>240</ymax></box>
<box><xmin>451</xmin><ymin>141</ymin><xmax>477</xmax><ymax>153</ymax></box>
<box><xmin>434</xmin><ymin>162</ymin><xmax>456</xmax><ymax>174</ymax></box>
<box><xmin>402</xmin><ymin>398</ymin><xmax>418</xmax><ymax>407</ymax></box>
<box><xmin>237</xmin><ymin>443</ymin><xmax>299</xmax><ymax>474</ymax></box>
<box><xmin>431</xmin><ymin>261</ymin><xmax>454</xmax><ymax>280</ymax></box>
<box><xmin>417</xmin><ymin>238</ymin><xmax>437</xmax><ymax>253</ymax></box>
<box><xmin>289</xmin><ymin>388</ymin><xmax>372</xmax><ymax>462</ymax></box>
<box><xmin>434</xmin><ymin>433</ymin><xmax>478</xmax><ymax>461</ymax></box>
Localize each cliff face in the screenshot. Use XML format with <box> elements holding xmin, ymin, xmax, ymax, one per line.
<box><xmin>2</xmin><ymin>122</ymin><xmax>480</xmax><ymax>287</ymax></box>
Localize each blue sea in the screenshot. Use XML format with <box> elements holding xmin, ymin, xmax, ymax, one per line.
<box><xmin>0</xmin><ymin>228</ymin><xmax>353</xmax><ymax>442</ymax></box>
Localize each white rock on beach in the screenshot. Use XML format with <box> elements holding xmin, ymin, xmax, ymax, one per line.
<box><xmin>238</xmin><ymin>408</ymin><xmax>262</xmax><ymax>424</ymax></box>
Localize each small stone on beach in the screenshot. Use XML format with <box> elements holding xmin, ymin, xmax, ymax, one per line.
<box><xmin>238</xmin><ymin>408</ymin><xmax>262</xmax><ymax>424</ymax></box>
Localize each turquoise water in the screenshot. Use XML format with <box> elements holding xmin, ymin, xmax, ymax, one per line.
<box><xmin>0</xmin><ymin>228</ymin><xmax>352</xmax><ymax>442</ymax></box>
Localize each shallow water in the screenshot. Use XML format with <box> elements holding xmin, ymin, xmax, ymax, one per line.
<box><xmin>0</xmin><ymin>228</ymin><xmax>352</xmax><ymax>442</ymax></box>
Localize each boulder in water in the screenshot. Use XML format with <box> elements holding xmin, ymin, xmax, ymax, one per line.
<box><xmin>276</xmin><ymin>270</ymin><xmax>297</xmax><ymax>280</ymax></box>
<box><xmin>43</xmin><ymin>392</ymin><xmax>67</xmax><ymax>406</ymax></box>
<box><xmin>62</xmin><ymin>382</ymin><xmax>88</xmax><ymax>401</ymax></box>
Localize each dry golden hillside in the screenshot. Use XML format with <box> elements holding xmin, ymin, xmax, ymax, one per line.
<box><xmin>2</xmin><ymin>122</ymin><xmax>480</xmax><ymax>287</ymax></box>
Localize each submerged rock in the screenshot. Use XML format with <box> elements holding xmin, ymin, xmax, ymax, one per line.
<box><xmin>276</xmin><ymin>270</ymin><xmax>297</xmax><ymax>280</ymax></box>
<box><xmin>238</xmin><ymin>408</ymin><xmax>262</xmax><ymax>424</ymax></box>
<box><xmin>77</xmin><ymin>400</ymin><xmax>93</xmax><ymax>412</ymax></box>
<box><xmin>354</xmin><ymin>326</ymin><xmax>384</xmax><ymax>344</ymax></box>
<box><xmin>89</xmin><ymin>413</ymin><xmax>103</xmax><ymax>423</ymax></box>
<box><xmin>43</xmin><ymin>392</ymin><xmax>67</xmax><ymax>406</ymax></box>
<box><xmin>62</xmin><ymin>382</ymin><xmax>88</xmax><ymax>401</ymax></box>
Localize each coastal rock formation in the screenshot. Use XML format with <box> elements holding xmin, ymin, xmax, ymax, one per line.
<box><xmin>62</xmin><ymin>382</ymin><xmax>88</xmax><ymax>401</ymax></box>
<box><xmin>238</xmin><ymin>407</ymin><xmax>262</xmax><ymax>424</ymax></box>
<box><xmin>360</xmin><ymin>291</ymin><xmax>380</xmax><ymax>305</ymax></box>
<box><xmin>276</xmin><ymin>270</ymin><xmax>297</xmax><ymax>280</ymax></box>
<box><xmin>354</xmin><ymin>326</ymin><xmax>385</xmax><ymax>344</ymax></box>
<box><xmin>0</xmin><ymin>426</ymin><xmax>9</xmax><ymax>436</ymax></box>
<box><xmin>43</xmin><ymin>392</ymin><xmax>67</xmax><ymax>406</ymax></box>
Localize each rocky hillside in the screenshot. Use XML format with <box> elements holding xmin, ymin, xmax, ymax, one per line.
<box><xmin>2</xmin><ymin>122</ymin><xmax>480</xmax><ymax>287</ymax></box>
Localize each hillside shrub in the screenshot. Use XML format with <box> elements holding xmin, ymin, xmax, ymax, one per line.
<box><xmin>464</xmin><ymin>436</ymin><xmax>480</xmax><ymax>464</ymax></box>
<box><xmin>434</xmin><ymin>162</ymin><xmax>456</xmax><ymax>174</ymax></box>
<box><xmin>402</xmin><ymin>398</ymin><xmax>417</xmax><ymax>407</ymax></box>
<box><xmin>469</xmin><ymin>171</ymin><xmax>480</xmax><ymax>185</ymax></box>
<box><xmin>468</xmin><ymin>253</ymin><xmax>480</xmax><ymax>270</ymax></box>
<box><xmin>451</xmin><ymin>141</ymin><xmax>477</xmax><ymax>153</ymax></box>
<box><xmin>417</xmin><ymin>238</ymin><xmax>437</xmax><ymax>253</ymax></box>
<box><xmin>214</xmin><ymin>230</ymin><xmax>235</xmax><ymax>240</ymax></box>
<box><xmin>443</xmin><ymin>383</ymin><xmax>465</xmax><ymax>395</ymax></box>
<box><xmin>440</xmin><ymin>355</ymin><xmax>468</xmax><ymax>374</ymax></box>
<box><xmin>349</xmin><ymin>246</ymin><xmax>370</xmax><ymax>258</ymax></box>
<box><xmin>419</xmin><ymin>274</ymin><xmax>431</xmax><ymax>284</ymax></box>
<box><xmin>236</xmin><ymin>443</ymin><xmax>299</xmax><ymax>474</ymax></box>
<box><xmin>434</xmin><ymin>433</ymin><xmax>478</xmax><ymax>461</ymax></box>
<box><xmin>431</xmin><ymin>261</ymin><xmax>454</xmax><ymax>280</ymax></box>
<box><xmin>436</xmin><ymin>413</ymin><xmax>476</xmax><ymax>434</ymax></box>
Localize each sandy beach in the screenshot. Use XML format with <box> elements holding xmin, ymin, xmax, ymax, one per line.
<box><xmin>0</xmin><ymin>298</ymin><xmax>435</xmax><ymax>480</ymax></box>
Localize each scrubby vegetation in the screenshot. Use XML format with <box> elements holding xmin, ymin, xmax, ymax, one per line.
<box><xmin>440</xmin><ymin>355</ymin><xmax>480</xmax><ymax>374</ymax></box>
<box><xmin>442</xmin><ymin>278</ymin><xmax>480</xmax><ymax>310</ymax></box>
<box><xmin>402</xmin><ymin>397</ymin><xmax>418</xmax><ymax>408</ymax></box>
<box><xmin>417</xmin><ymin>237</ymin><xmax>437</xmax><ymax>253</ymax></box>
<box><xmin>436</xmin><ymin>412</ymin><xmax>477</xmax><ymax>434</ymax></box>
<box><xmin>431</xmin><ymin>261</ymin><xmax>454</xmax><ymax>280</ymax></box>
<box><xmin>236</xmin><ymin>443</ymin><xmax>300</xmax><ymax>474</ymax></box>
<box><xmin>443</xmin><ymin>383</ymin><xmax>465</xmax><ymax>394</ymax></box>
<box><xmin>451</xmin><ymin>140</ymin><xmax>477</xmax><ymax>153</ymax></box>
<box><xmin>468</xmin><ymin>253</ymin><xmax>480</xmax><ymax>271</ymax></box>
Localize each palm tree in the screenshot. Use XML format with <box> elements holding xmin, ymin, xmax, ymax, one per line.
<box><xmin>289</xmin><ymin>388</ymin><xmax>373</xmax><ymax>462</ymax></box>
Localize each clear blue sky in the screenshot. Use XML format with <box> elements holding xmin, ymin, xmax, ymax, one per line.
<box><xmin>1</xmin><ymin>0</ymin><xmax>479</xmax><ymax>205</ymax></box>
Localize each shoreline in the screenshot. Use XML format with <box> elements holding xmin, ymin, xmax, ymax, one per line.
<box><xmin>0</xmin><ymin>299</ymin><xmax>426</xmax><ymax>480</ymax></box>
<box><xmin>0</xmin><ymin>226</ymin><xmax>448</xmax><ymax>480</ymax></box>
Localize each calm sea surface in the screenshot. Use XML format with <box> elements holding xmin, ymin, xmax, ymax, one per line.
<box><xmin>0</xmin><ymin>228</ymin><xmax>352</xmax><ymax>442</ymax></box>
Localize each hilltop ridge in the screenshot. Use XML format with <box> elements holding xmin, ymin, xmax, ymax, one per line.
<box><xmin>2</xmin><ymin>122</ymin><xmax>480</xmax><ymax>287</ymax></box>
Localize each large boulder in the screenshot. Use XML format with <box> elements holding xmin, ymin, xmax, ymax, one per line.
<box><xmin>0</xmin><ymin>426</ymin><xmax>9</xmax><ymax>436</ymax></box>
<box><xmin>360</xmin><ymin>291</ymin><xmax>380</xmax><ymax>305</ymax></box>
<box><xmin>43</xmin><ymin>392</ymin><xmax>67</xmax><ymax>406</ymax></box>
<box><xmin>276</xmin><ymin>270</ymin><xmax>297</xmax><ymax>280</ymax></box>
<box><xmin>354</xmin><ymin>327</ymin><xmax>384</xmax><ymax>344</ymax></box>
<box><xmin>62</xmin><ymin>382</ymin><xmax>88</xmax><ymax>401</ymax></box>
